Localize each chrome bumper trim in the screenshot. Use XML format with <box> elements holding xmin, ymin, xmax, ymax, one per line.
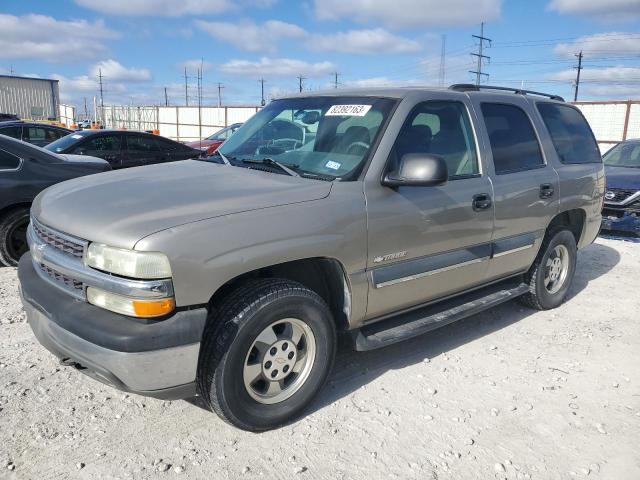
<box><xmin>27</xmin><ymin>224</ymin><xmax>174</xmax><ymax>300</ymax></box>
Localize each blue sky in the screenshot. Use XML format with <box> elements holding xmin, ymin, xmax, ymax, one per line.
<box><xmin>1</xmin><ymin>0</ymin><xmax>639</xmax><ymax>109</ymax></box>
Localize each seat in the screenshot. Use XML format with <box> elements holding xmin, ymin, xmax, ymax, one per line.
<box><xmin>389</xmin><ymin>124</ymin><xmax>433</xmax><ymax>171</ymax></box>
<box><xmin>335</xmin><ymin>126</ymin><xmax>371</xmax><ymax>155</ymax></box>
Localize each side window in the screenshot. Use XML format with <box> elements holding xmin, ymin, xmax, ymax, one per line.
<box><xmin>47</xmin><ymin>129</ymin><xmax>67</xmax><ymax>141</ymax></box>
<box><xmin>0</xmin><ymin>149</ymin><xmax>21</xmax><ymax>170</ymax></box>
<box><xmin>481</xmin><ymin>103</ymin><xmax>544</xmax><ymax>174</ymax></box>
<box><xmin>537</xmin><ymin>103</ymin><xmax>601</xmax><ymax>164</ymax></box>
<box><xmin>391</xmin><ymin>101</ymin><xmax>479</xmax><ymax>178</ymax></box>
<box><xmin>28</xmin><ymin>127</ymin><xmax>46</xmax><ymax>142</ymax></box>
<box><xmin>75</xmin><ymin>135</ymin><xmax>122</xmax><ymax>153</ymax></box>
<box><xmin>0</xmin><ymin>126</ymin><xmax>22</xmax><ymax>139</ymax></box>
<box><xmin>126</xmin><ymin>135</ymin><xmax>160</xmax><ymax>152</ymax></box>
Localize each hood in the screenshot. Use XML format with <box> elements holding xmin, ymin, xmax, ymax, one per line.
<box><xmin>605</xmin><ymin>165</ymin><xmax>640</xmax><ymax>191</ymax></box>
<box><xmin>32</xmin><ymin>160</ymin><xmax>332</xmax><ymax>249</ymax></box>
<box><xmin>60</xmin><ymin>154</ymin><xmax>110</xmax><ymax>167</ymax></box>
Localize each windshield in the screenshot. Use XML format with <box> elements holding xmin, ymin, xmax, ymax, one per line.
<box><xmin>45</xmin><ymin>131</ymin><xmax>90</xmax><ymax>153</ymax></box>
<box><xmin>604</xmin><ymin>142</ymin><xmax>640</xmax><ymax>168</ymax></box>
<box><xmin>207</xmin><ymin>124</ymin><xmax>240</xmax><ymax>141</ymax></box>
<box><xmin>217</xmin><ymin>96</ymin><xmax>396</xmax><ymax>180</ymax></box>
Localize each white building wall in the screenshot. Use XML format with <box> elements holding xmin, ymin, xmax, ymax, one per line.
<box><xmin>0</xmin><ymin>75</ymin><xmax>60</xmax><ymax>120</ymax></box>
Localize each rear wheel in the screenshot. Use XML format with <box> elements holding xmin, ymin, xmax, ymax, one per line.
<box><xmin>519</xmin><ymin>228</ymin><xmax>577</xmax><ymax>310</ymax></box>
<box><xmin>0</xmin><ymin>207</ymin><xmax>30</xmax><ymax>267</ymax></box>
<box><xmin>197</xmin><ymin>278</ymin><xmax>336</xmax><ymax>431</ymax></box>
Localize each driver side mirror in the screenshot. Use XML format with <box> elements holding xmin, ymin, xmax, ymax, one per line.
<box><xmin>382</xmin><ymin>153</ymin><xmax>448</xmax><ymax>188</ymax></box>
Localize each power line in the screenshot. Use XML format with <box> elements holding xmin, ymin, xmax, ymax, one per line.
<box><xmin>470</xmin><ymin>22</ymin><xmax>491</xmax><ymax>85</ymax></box>
<box><xmin>574</xmin><ymin>51</ymin><xmax>583</xmax><ymax>101</ymax></box>
<box><xmin>439</xmin><ymin>35</ymin><xmax>446</xmax><ymax>87</ymax></box>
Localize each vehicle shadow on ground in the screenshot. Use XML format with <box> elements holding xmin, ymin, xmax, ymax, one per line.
<box><xmin>307</xmin><ymin>241</ymin><xmax>620</xmax><ymax>416</ymax></box>
<box><xmin>186</xmin><ymin>242</ymin><xmax>620</xmax><ymax>420</ymax></box>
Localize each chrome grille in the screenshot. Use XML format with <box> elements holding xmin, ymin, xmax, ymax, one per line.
<box><xmin>38</xmin><ymin>263</ymin><xmax>84</xmax><ymax>293</ymax></box>
<box><xmin>32</xmin><ymin>218</ymin><xmax>86</xmax><ymax>259</ymax></box>
<box><xmin>606</xmin><ymin>188</ymin><xmax>637</xmax><ymax>203</ymax></box>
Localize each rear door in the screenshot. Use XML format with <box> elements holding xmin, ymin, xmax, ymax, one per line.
<box><xmin>471</xmin><ymin>96</ymin><xmax>560</xmax><ymax>280</ymax></box>
<box><xmin>364</xmin><ymin>95</ymin><xmax>495</xmax><ymax>319</ymax></box>
<box><xmin>123</xmin><ymin>134</ymin><xmax>163</xmax><ymax>167</ymax></box>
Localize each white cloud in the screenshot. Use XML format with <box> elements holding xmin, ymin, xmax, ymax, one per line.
<box><xmin>195</xmin><ymin>20</ymin><xmax>306</xmax><ymax>53</ymax></box>
<box><xmin>89</xmin><ymin>60</ymin><xmax>151</xmax><ymax>82</ymax></box>
<box><xmin>310</xmin><ymin>28</ymin><xmax>421</xmax><ymax>54</ymax></box>
<box><xmin>554</xmin><ymin>32</ymin><xmax>640</xmax><ymax>58</ymax></box>
<box><xmin>74</xmin><ymin>0</ymin><xmax>231</xmax><ymax>16</ymax></box>
<box><xmin>548</xmin><ymin>0</ymin><xmax>640</xmax><ymax>22</ymax></box>
<box><xmin>583</xmin><ymin>84</ymin><xmax>640</xmax><ymax>97</ymax></box>
<box><xmin>314</xmin><ymin>0</ymin><xmax>502</xmax><ymax>28</ymax></box>
<box><xmin>220</xmin><ymin>57</ymin><xmax>336</xmax><ymax>77</ymax></box>
<box><xmin>180</xmin><ymin>59</ymin><xmax>213</xmax><ymax>72</ymax></box>
<box><xmin>548</xmin><ymin>66</ymin><xmax>640</xmax><ymax>82</ymax></box>
<box><xmin>0</xmin><ymin>14</ymin><xmax>118</xmax><ymax>63</ymax></box>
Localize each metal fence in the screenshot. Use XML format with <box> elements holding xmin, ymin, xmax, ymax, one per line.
<box><xmin>573</xmin><ymin>100</ymin><xmax>640</xmax><ymax>153</ymax></box>
<box><xmin>99</xmin><ymin>105</ymin><xmax>261</xmax><ymax>142</ymax></box>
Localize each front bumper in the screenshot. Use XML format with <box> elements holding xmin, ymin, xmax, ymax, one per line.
<box><xmin>18</xmin><ymin>254</ymin><xmax>207</xmax><ymax>399</ymax></box>
<box><xmin>601</xmin><ymin>211</ymin><xmax>640</xmax><ymax>235</ymax></box>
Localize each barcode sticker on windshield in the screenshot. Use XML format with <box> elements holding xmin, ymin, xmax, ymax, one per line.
<box><xmin>325</xmin><ymin>104</ymin><xmax>372</xmax><ymax>117</ymax></box>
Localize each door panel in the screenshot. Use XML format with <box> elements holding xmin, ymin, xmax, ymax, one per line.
<box><xmin>124</xmin><ymin>135</ymin><xmax>163</xmax><ymax>167</ymax></box>
<box><xmin>365</xmin><ymin>99</ymin><xmax>494</xmax><ymax>319</ymax></box>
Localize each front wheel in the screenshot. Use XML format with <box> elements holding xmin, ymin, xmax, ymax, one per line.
<box><xmin>0</xmin><ymin>207</ymin><xmax>30</xmax><ymax>267</ymax></box>
<box><xmin>197</xmin><ymin>279</ymin><xmax>336</xmax><ymax>431</ymax></box>
<box><xmin>519</xmin><ymin>228</ymin><xmax>577</xmax><ymax>310</ymax></box>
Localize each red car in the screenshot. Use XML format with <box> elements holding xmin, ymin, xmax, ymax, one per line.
<box><xmin>185</xmin><ymin>123</ymin><xmax>242</xmax><ymax>155</ymax></box>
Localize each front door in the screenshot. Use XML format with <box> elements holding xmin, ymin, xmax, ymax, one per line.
<box><xmin>365</xmin><ymin>98</ymin><xmax>495</xmax><ymax>319</ymax></box>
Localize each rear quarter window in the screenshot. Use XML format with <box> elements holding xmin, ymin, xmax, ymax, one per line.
<box><xmin>0</xmin><ymin>148</ymin><xmax>21</xmax><ymax>170</ymax></box>
<box><xmin>537</xmin><ymin>103</ymin><xmax>601</xmax><ymax>164</ymax></box>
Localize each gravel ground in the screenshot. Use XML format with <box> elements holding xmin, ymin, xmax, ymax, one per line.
<box><xmin>1</xmin><ymin>237</ymin><xmax>639</xmax><ymax>480</ymax></box>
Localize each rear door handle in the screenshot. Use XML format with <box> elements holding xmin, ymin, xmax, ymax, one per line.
<box><xmin>472</xmin><ymin>193</ymin><xmax>492</xmax><ymax>211</ymax></box>
<box><xmin>540</xmin><ymin>183</ymin><xmax>555</xmax><ymax>199</ymax></box>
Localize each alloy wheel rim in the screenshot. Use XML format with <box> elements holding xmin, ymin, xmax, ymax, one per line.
<box><xmin>544</xmin><ymin>244</ymin><xmax>569</xmax><ymax>294</ymax></box>
<box><xmin>243</xmin><ymin>318</ymin><xmax>316</xmax><ymax>405</ymax></box>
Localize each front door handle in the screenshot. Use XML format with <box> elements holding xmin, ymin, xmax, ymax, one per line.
<box><xmin>540</xmin><ymin>183</ymin><xmax>555</xmax><ymax>199</ymax></box>
<box><xmin>472</xmin><ymin>193</ymin><xmax>492</xmax><ymax>211</ymax></box>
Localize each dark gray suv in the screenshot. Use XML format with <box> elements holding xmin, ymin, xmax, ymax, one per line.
<box><xmin>18</xmin><ymin>85</ymin><xmax>604</xmax><ymax>431</ymax></box>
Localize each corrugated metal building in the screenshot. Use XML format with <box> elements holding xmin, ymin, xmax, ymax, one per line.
<box><xmin>0</xmin><ymin>75</ymin><xmax>60</xmax><ymax>120</ymax></box>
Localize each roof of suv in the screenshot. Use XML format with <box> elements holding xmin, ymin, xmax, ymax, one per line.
<box><xmin>278</xmin><ymin>84</ymin><xmax>565</xmax><ymax>103</ymax></box>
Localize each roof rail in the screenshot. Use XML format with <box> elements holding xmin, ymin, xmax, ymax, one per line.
<box><xmin>449</xmin><ymin>84</ymin><xmax>565</xmax><ymax>102</ymax></box>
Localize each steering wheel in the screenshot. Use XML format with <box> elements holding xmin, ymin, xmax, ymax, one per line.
<box><xmin>346</xmin><ymin>141</ymin><xmax>370</xmax><ymax>156</ymax></box>
<box><xmin>271</xmin><ymin>138</ymin><xmax>303</xmax><ymax>150</ymax></box>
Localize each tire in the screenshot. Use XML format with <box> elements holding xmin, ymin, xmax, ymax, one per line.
<box><xmin>0</xmin><ymin>207</ymin><xmax>30</xmax><ymax>267</ymax></box>
<box><xmin>519</xmin><ymin>228</ymin><xmax>577</xmax><ymax>310</ymax></box>
<box><xmin>197</xmin><ymin>278</ymin><xmax>336</xmax><ymax>431</ymax></box>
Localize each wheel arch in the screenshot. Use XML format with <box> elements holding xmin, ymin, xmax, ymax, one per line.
<box><xmin>206</xmin><ymin>257</ymin><xmax>352</xmax><ymax>332</ymax></box>
<box><xmin>546</xmin><ymin>208</ymin><xmax>586</xmax><ymax>245</ymax></box>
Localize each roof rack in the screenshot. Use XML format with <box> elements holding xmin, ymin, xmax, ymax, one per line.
<box><xmin>449</xmin><ymin>84</ymin><xmax>565</xmax><ymax>102</ymax></box>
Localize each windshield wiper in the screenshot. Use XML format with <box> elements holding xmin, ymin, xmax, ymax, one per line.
<box><xmin>241</xmin><ymin>158</ymin><xmax>300</xmax><ymax>177</ymax></box>
<box><xmin>210</xmin><ymin>150</ymin><xmax>232</xmax><ymax>165</ymax></box>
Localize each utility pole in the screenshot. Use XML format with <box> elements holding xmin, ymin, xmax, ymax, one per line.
<box><xmin>164</xmin><ymin>87</ymin><xmax>168</xmax><ymax>106</ymax></box>
<box><xmin>97</xmin><ymin>68</ymin><xmax>105</xmax><ymax>125</ymax></box>
<box><xmin>83</xmin><ymin>97</ymin><xmax>88</xmax><ymax>120</ymax></box>
<box><xmin>333</xmin><ymin>72</ymin><xmax>340</xmax><ymax>89</ymax></box>
<box><xmin>217</xmin><ymin>82</ymin><xmax>224</xmax><ymax>107</ymax></box>
<box><xmin>259</xmin><ymin>78</ymin><xmax>266</xmax><ymax>106</ymax></box>
<box><xmin>184</xmin><ymin>67</ymin><xmax>189</xmax><ymax>106</ymax></box>
<box><xmin>469</xmin><ymin>22</ymin><xmax>491</xmax><ymax>85</ymax></box>
<box><xmin>574</xmin><ymin>50</ymin><xmax>583</xmax><ymax>102</ymax></box>
<box><xmin>297</xmin><ymin>75</ymin><xmax>305</xmax><ymax>93</ymax></box>
<box><xmin>438</xmin><ymin>35</ymin><xmax>446</xmax><ymax>87</ymax></box>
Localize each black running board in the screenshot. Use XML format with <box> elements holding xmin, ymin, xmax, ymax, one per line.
<box><xmin>354</xmin><ymin>278</ymin><xmax>529</xmax><ymax>351</ymax></box>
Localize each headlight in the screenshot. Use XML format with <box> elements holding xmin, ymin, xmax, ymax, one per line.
<box><xmin>87</xmin><ymin>287</ymin><xmax>175</xmax><ymax>318</ymax></box>
<box><xmin>86</xmin><ymin>243</ymin><xmax>172</xmax><ymax>279</ymax></box>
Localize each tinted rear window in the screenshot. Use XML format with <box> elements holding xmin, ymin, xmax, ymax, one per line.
<box><xmin>537</xmin><ymin>103</ymin><xmax>601</xmax><ymax>164</ymax></box>
<box><xmin>481</xmin><ymin>103</ymin><xmax>544</xmax><ymax>174</ymax></box>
